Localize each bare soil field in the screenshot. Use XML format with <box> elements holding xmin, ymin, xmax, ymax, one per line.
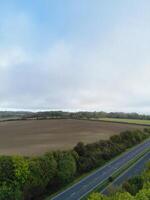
<box><xmin>0</xmin><ymin>119</ymin><xmax>146</xmax><ymax>156</ymax></box>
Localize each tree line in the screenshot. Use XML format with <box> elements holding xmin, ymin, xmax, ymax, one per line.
<box><xmin>0</xmin><ymin>129</ymin><xmax>149</xmax><ymax>199</ymax></box>
<box><xmin>22</xmin><ymin>111</ymin><xmax>150</xmax><ymax>120</ymax></box>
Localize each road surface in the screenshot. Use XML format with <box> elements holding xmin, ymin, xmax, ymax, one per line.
<box><xmin>102</xmin><ymin>151</ymin><xmax>150</xmax><ymax>195</ymax></box>
<box><xmin>51</xmin><ymin>139</ymin><xmax>150</xmax><ymax>200</ymax></box>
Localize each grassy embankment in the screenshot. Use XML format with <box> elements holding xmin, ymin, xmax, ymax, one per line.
<box><xmin>99</xmin><ymin>118</ymin><xmax>150</xmax><ymax>125</ymax></box>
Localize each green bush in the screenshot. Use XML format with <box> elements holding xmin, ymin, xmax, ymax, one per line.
<box><xmin>0</xmin><ymin>183</ymin><xmax>22</xmax><ymax>200</ymax></box>
<box><xmin>122</xmin><ymin>176</ymin><xmax>143</xmax><ymax>195</ymax></box>
<box><xmin>24</xmin><ymin>153</ymin><xmax>57</xmax><ymax>199</ymax></box>
<box><xmin>0</xmin><ymin>156</ymin><xmax>15</xmax><ymax>184</ymax></box>
<box><xmin>54</xmin><ymin>151</ymin><xmax>77</xmax><ymax>185</ymax></box>
<box><xmin>0</xmin><ymin>156</ymin><xmax>29</xmax><ymax>199</ymax></box>
<box><xmin>135</xmin><ymin>189</ymin><xmax>150</xmax><ymax>200</ymax></box>
<box><xmin>12</xmin><ymin>156</ymin><xmax>30</xmax><ymax>187</ymax></box>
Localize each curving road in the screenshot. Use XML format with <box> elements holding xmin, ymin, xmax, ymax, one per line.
<box><xmin>51</xmin><ymin>139</ymin><xmax>150</xmax><ymax>200</ymax></box>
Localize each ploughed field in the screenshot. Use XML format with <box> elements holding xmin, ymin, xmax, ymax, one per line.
<box><xmin>0</xmin><ymin>119</ymin><xmax>147</xmax><ymax>156</ymax></box>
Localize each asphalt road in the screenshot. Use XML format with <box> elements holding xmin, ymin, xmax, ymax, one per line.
<box><xmin>102</xmin><ymin>151</ymin><xmax>150</xmax><ymax>195</ymax></box>
<box><xmin>51</xmin><ymin>139</ymin><xmax>150</xmax><ymax>200</ymax></box>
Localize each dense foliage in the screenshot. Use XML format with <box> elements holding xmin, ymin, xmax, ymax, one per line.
<box><xmin>74</xmin><ymin>129</ymin><xmax>149</xmax><ymax>173</ymax></box>
<box><xmin>88</xmin><ymin>161</ymin><xmax>150</xmax><ymax>200</ymax></box>
<box><xmin>0</xmin><ymin>129</ymin><xmax>149</xmax><ymax>199</ymax></box>
<box><xmin>0</xmin><ymin>156</ymin><xmax>30</xmax><ymax>200</ymax></box>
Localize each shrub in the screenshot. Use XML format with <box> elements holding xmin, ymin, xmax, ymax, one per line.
<box><xmin>135</xmin><ymin>189</ymin><xmax>150</xmax><ymax>200</ymax></box>
<box><xmin>0</xmin><ymin>156</ymin><xmax>29</xmax><ymax>199</ymax></box>
<box><xmin>24</xmin><ymin>153</ymin><xmax>57</xmax><ymax>199</ymax></box>
<box><xmin>0</xmin><ymin>156</ymin><xmax>15</xmax><ymax>184</ymax></box>
<box><xmin>0</xmin><ymin>183</ymin><xmax>22</xmax><ymax>200</ymax></box>
<box><xmin>12</xmin><ymin>156</ymin><xmax>30</xmax><ymax>187</ymax></box>
<box><xmin>122</xmin><ymin>176</ymin><xmax>143</xmax><ymax>195</ymax></box>
<box><xmin>54</xmin><ymin>151</ymin><xmax>77</xmax><ymax>185</ymax></box>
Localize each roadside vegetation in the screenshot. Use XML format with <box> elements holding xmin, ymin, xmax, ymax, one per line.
<box><xmin>88</xmin><ymin>161</ymin><xmax>150</xmax><ymax>200</ymax></box>
<box><xmin>0</xmin><ymin>129</ymin><xmax>149</xmax><ymax>199</ymax></box>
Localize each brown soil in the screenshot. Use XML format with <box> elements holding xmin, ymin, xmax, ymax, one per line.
<box><xmin>0</xmin><ymin>119</ymin><xmax>146</xmax><ymax>156</ymax></box>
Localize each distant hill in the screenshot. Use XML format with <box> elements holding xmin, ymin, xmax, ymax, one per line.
<box><xmin>0</xmin><ymin>111</ymin><xmax>32</xmax><ymax>121</ymax></box>
<box><xmin>1</xmin><ymin>110</ymin><xmax>150</xmax><ymax>121</ymax></box>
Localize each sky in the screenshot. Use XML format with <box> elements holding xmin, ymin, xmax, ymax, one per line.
<box><xmin>0</xmin><ymin>0</ymin><xmax>150</xmax><ymax>113</ymax></box>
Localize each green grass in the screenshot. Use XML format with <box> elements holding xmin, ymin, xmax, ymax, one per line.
<box><xmin>99</xmin><ymin>118</ymin><xmax>150</xmax><ymax>125</ymax></box>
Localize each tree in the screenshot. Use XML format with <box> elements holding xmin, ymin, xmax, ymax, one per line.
<box><xmin>54</xmin><ymin>151</ymin><xmax>77</xmax><ymax>185</ymax></box>
<box><xmin>74</xmin><ymin>142</ymin><xmax>87</xmax><ymax>156</ymax></box>
<box><xmin>0</xmin><ymin>156</ymin><xmax>29</xmax><ymax>200</ymax></box>
<box><xmin>24</xmin><ymin>154</ymin><xmax>57</xmax><ymax>199</ymax></box>
<box><xmin>122</xmin><ymin>176</ymin><xmax>143</xmax><ymax>195</ymax></box>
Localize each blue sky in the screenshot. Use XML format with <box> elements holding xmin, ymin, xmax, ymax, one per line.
<box><xmin>0</xmin><ymin>1</ymin><xmax>150</xmax><ymax>113</ymax></box>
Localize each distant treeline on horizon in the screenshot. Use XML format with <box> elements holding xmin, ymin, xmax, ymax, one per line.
<box><xmin>1</xmin><ymin>110</ymin><xmax>150</xmax><ymax>120</ymax></box>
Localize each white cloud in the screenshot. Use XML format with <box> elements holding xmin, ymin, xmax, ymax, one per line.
<box><xmin>0</xmin><ymin>1</ymin><xmax>150</xmax><ymax>113</ymax></box>
<box><xmin>0</xmin><ymin>47</ymin><xmax>27</xmax><ymax>69</ymax></box>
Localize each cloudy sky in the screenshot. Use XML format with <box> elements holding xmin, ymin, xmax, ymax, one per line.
<box><xmin>0</xmin><ymin>0</ymin><xmax>150</xmax><ymax>113</ymax></box>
